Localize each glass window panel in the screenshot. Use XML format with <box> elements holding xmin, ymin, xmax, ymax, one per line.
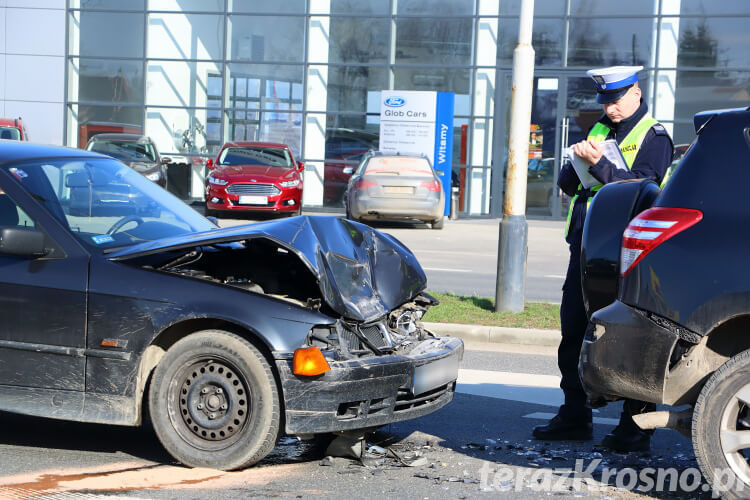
<box><xmin>677</xmin><ymin>18</ymin><xmax>750</xmax><ymax>68</ymax></box>
<box><xmin>570</xmin><ymin>0</ymin><xmax>656</xmax><ymax>16</ymax></box>
<box><xmin>147</xmin><ymin>14</ymin><xmax>224</xmax><ymax>60</ymax></box>
<box><xmin>79</xmin><ymin>0</ymin><xmax>145</xmax><ymax>9</ymax></box>
<box><xmin>231</xmin><ymin>0</ymin><xmax>306</xmax><ymax>13</ymax></box>
<box><xmin>499</xmin><ymin>0</ymin><xmax>566</xmax><ymax>15</ymax></box>
<box><xmin>397</xmin><ymin>0</ymin><xmax>474</xmax><ymax>15</ymax></box>
<box><xmin>146</xmin><ymin>61</ymin><xmax>221</xmax><ymax>108</ymax></box>
<box><xmin>227</xmin><ymin>64</ymin><xmax>304</xmax><ymax>110</ymax></box>
<box><xmin>76</xmin><ymin>12</ymin><xmax>144</xmax><ymax>58</ymax></box>
<box><xmin>393</xmin><ymin>67</ymin><xmax>472</xmax><ymax>114</ymax></box>
<box><xmin>674</xmin><ymin>70</ymin><xmax>750</xmax><ymax>125</ymax></box>
<box><xmin>74</xmin><ymin>104</ymin><xmax>144</xmax><ymax>147</ymax></box>
<box><xmin>229</xmin><ymin>16</ymin><xmax>305</xmax><ymax>62</ymax></box>
<box><xmin>331</xmin><ymin>0</ymin><xmax>388</xmax><ymax>15</ymax></box>
<box><xmin>396</xmin><ymin>18</ymin><xmax>473</xmax><ymax>66</ymax></box>
<box><xmin>146</xmin><ymin>107</ymin><xmax>218</xmax><ymax>155</ymax></box>
<box><xmin>148</xmin><ymin>0</ymin><xmax>223</xmax><ymax>11</ymax></box>
<box><xmin>678</xmin><ymin>0</ymin><xmax>750</xmax><ymax>15</ymax></box>
<box><xmin>497</xmin><ymin>17</ymin><xmax>563</xmax><ymax>66</ymax></box>
<box><xmin>329</xmin><ymin>17</ymin><xmax>389</xmax><ymax>64</ymax></box>
<box><xmin>567</xmin><ymin>18</ymin><xmax>653</xmax><ymax>67</ymax></box>
<box><xmin>672</xmin><ymin>122</ymin><xmax>696</xmax><ymax>145</ymax></box>
<box><xmin>327</xmin><ymin>66</ymin><xmax>388</xmax><ymax>113</ymax></box>
<box><xmin>71</xmin><ymin>59</ymin><xmax>144</xmax><ymax>105</ymax></box>
<box><xmin>322</xmin><ymin>114</ymin><xmax>380</xmax><ymax>207</ymax></box>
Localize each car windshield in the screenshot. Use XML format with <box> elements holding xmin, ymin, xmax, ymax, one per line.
<box><xmin>363</xmin><ymin>156</ymin><xmax>433</xmax><ymax>177</ymax></box>
<box><xmin>1</xmin><ymin>157</ymin><xmax>215</xmax><ymax>252</ymax></box>
<box><xmin>219</xmin><ymin>147</ymin><xmax>292</xmax><ymax>168</ymax></box>
<box><xmin>0</xmin><ymin>127</ymin><xmax>21</xmax><ymax>141</ymax></box>
<box><xmin>88</xmin><ymin>140</ymin><xmax>157</xmax><ymax>162</ymax></box>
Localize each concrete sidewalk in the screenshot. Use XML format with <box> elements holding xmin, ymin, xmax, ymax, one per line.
<box><xmin>424</xmin><ymin>322</ymin><xmax>560</xmax><ymax>347</ymax></box>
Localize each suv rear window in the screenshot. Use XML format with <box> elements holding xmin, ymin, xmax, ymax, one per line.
<box><xmin>364</xmin><ymin>156</ymin><xmax>433</xmax><ymax>177</ymax></box>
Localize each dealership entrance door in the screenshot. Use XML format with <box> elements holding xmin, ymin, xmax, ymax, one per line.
<box><xmin>492</xmin><ymin>73</ymin><xmax>603</xmax><ymax>219</ymax></box>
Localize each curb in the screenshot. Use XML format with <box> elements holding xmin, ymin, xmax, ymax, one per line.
<box><xmin>423</xmin><ymin>322</ymin><xmax>560</xmax><ymax>347</ymax></box>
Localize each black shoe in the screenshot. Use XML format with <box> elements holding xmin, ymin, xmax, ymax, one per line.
<box><xmin>533</xmin><ymin>414</ymin><xmax>593</xmax><ymax>441</ymax></box>
<box><xmin>601</xmin><ymin>428</ymin><xmax>651</xmax><ymax>452</ymax></box>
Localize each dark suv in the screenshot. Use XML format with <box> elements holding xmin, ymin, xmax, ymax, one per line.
<box><xmin>86</xmin><ymin>133</ymin><xmax>170</xmax><ymax>188</ymax></box>
<box><xmin>578</xmin><ymin>106</ymin><xmax>750</xmax><ymax>497</ymax></box>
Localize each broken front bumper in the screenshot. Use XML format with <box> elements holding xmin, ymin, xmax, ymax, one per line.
<box><xmin>579</xmin><ymin>300</ymin><xmax>680</xmax><ymax>406</ymax></box>
<box><xmin>275</xmin><ymin>336</ymin><xmax>463</xmax><ymax>435</ymax></box>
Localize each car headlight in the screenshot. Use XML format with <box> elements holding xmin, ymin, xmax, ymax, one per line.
<box><xmin>145</xmin><ymin>172</ymin><xmax>162</xmax><ymax>181</ymax></box>
<box><xmin>208</xmin><ymin>175</ymin><xmax>228</xmax><ymax>186</ymax></box>
<box><xmin>280</xmin><ymin>179</ymin><xmax>300</xmax><ymax>188</ymax></box>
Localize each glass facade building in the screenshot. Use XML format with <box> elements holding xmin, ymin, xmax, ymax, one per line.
<box><xmin>59</xmin><ymin>0</ymin><xmax>750</xmax><ymax>216</ymax></box>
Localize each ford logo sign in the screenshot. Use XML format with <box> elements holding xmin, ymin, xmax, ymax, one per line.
<box><xmin>384</xmin><ymin>97</ymin><xmax>405</xmax><ymax>107</ymax></box>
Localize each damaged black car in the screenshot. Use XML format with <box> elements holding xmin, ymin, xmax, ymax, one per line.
<box><xmin>0</xmin><ymin>142</ymin><xmax>463</xmax><ymax>470</ymax></box>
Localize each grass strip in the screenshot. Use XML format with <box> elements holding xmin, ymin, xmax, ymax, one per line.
<box><xmin>422</xmin><ymin>291</ymin><xmax>561</xmax><ymax>330</ymax></box>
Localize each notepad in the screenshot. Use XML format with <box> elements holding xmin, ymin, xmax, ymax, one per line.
<box><xmin>563</xmin><ymin>139</ymin><xmax>628</xmax><ymax>188</ymax></box>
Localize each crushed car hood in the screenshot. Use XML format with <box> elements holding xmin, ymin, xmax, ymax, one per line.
<box><xmin>107</xmin><ymin>216</ymin><xmax>427</xmax><ymax>322</ymax></box>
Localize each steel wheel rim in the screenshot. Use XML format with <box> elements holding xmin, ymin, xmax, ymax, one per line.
<box><xmin>167</xmin><ymin>356</ymin><xmax>252</xmax><ymax>451</ymax></box>
<box><xmin>719</xmin><ymin>382</ymin><xmax>750</xmax><ymax>486</ymax></box>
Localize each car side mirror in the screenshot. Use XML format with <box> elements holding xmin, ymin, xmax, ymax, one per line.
<box><xmin>206</xmin><ymin>158</ymin><xmax>215</xmax><ymax>169</ymax></box>
<box><xmin>343</xmin><ymin>167</ymin><xmax>354</xmax><ymax>175</ymax></box>
<box><xmin>297</xmin><ymin>161</ymin><xmax>305</xmax><ymax>171</ymax></box>
<box><xmin>161</xmin><ymin>157</ymin><xmax>172</xmax><ymax>165</ymax></box>
<box><xmin>0</xmin><ymin>227</ymin><xmax>49</xmax><ymax>258</ymax></box>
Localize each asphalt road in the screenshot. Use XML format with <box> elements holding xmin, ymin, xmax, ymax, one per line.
<box><xmin>0</xmin><ymin>343</ymin><xmax>711</xmax><ymax>499</ymax></box>
<box><xmin>213</xmin><ymin>211</ymin><xmax>570</xmax><ymax>303</ymax></box>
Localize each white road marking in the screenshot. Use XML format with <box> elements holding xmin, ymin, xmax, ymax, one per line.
<box><xmin>542</xmin><ymin>274</ymin><xmax>566</xmax><ymax>279</ymax></box>
<box><xmin>523</xmin><ymin>412</ymin><xmax>619</xmax><ymax>426</ymax></box>
<box><xmin>456</xmin><ymin>369</ymin><xmax>563</xmax><ymax>407</ymax></box>
<box><xmin>456</xmin><ymin>369</ymin><xmax>609</xmax><ymax>422</ymax></box>
<box><xmin>423</xmin><ymin>267</ymin><xmax>473</xmax><ymax>273</ymax></box>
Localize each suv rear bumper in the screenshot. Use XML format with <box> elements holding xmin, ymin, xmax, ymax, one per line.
<box><xmin>275</xmin><ymin>337</ymin><xmax>463</xmax><ymax>435</ymax></box>
<box><xmin>579</xmin><ymin>300</ymin><xmax>680</xmax><ymax>406</ymax></box>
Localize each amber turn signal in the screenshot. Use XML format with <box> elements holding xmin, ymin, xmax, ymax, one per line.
<box><xmin>293</xmin><ymin>347</ymin><xmax>331</xmax><ymax>376</ymax></box>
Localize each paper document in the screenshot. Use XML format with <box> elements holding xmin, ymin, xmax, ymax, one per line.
<box><xmin>563</xmin><ymin>139</ymin><xmax>628</xmax><ymax>189</ymax></box>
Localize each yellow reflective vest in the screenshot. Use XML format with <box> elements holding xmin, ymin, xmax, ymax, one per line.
<box><xmin>564</xmin><ymin>114</ymin><xmax>659</xmax><ymax>237</ymax></box>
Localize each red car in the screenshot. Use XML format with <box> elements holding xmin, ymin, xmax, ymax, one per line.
<box><xmin>205</xmin><ymin>142</ymin><xmax>304</xmax><ymax>217</ymax></box>
<box><xmin>0</xmin><ymin>117</ymin><xmax>29</xmax><ymax>141</ymax></box>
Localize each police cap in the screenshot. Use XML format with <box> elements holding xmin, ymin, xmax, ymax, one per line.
<box><xmin>586</xmin><ymin>66</ymin><xmax>643</xmax><ymax>104</ymax></box>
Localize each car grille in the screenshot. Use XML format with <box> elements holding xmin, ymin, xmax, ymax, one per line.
<box><xmin>226</xmin><ymin>183</ymin><xmax>280</xmax><ymax>196</ymax></box>
<box><xmin>394</xmin><ymin>383</ymin><xmax>453</xmax><ymax>413</ymax></box>
<box><xmin>339</xmin><ymin>322</ymin><xmax>392</xmax><ymax>351</ymax></box>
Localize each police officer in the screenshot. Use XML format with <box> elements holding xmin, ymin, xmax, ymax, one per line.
<box><xmin>532</xmin><ymin>66</ymin><xmax>673</xmax><ymax>452</ymax></box>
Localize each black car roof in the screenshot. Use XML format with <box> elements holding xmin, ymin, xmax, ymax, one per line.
<box><xmin>0</xmin><ymin>141</ymin><xmax>106</xmax><ymax>166</ymax></box>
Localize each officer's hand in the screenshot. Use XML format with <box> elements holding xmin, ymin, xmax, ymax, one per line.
<box><xmin>573</xmin><ymin>140</ymin><xmax>603</xmax><ymax>166</ymax></box>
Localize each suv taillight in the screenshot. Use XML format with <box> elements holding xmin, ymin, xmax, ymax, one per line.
<box><xmin>620</xmin><ymin>207</ymin><xmax>703</xmax><ymax>277</ymax></box>
<box><xmin>420</xmin><ymin>180</ymin><xmax>441</xmax><ymax>191</ymax></box>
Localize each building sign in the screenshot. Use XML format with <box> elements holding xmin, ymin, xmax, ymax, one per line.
<box><xmin>380</xmin><ymin>90</ymin><xmax>454</xmax><ymax>215</ymax></box>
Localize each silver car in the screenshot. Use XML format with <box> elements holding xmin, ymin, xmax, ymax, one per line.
<box><xmin>344</xmin><ymin>152</ymin><xmax>446</xmax><ymax>229</ymax></box>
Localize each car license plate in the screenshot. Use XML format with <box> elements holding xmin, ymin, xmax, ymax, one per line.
<box><xmin>238</xmin><ymin>195</ymin><xmax>268</xmax><ymax>205</ymax></box>
<box><xmin>384</xmin><ymin>186</ymin><xmax>415</xmax><ymax>194</ymax></box>
<box><xmin>412</xmin><ymin>354</ymin><xmax>459</xmax><ymax>395</ymax></box>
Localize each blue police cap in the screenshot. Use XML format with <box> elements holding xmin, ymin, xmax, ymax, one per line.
<box><xmin>586</xmin><ymin>66</ymin><xmax>643</xmax><ymax>104</ymax></box>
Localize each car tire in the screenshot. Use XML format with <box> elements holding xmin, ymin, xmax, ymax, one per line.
<box><xmin>431</xmin><ymin>216</ymin><xmax>444</xmax><ymax>230</ymax></box>
<box><xmin>345</xmin><ymin>201</ymin><xmax>356</xmax><ymax>222</ymax></box>
<box><xmin>204</xmin><ymin>202</ymin><xmax>215</xmax><ymax>218</ymax></box>
<box><xmin>693</xmin><ymin>349</ymin><xmax>750</xmax><ymax>499</ymax></box>
<box><xmin>149</xmin><ymin>330</ymin><xmax>280</xmax><ymax>470</ymax></box>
